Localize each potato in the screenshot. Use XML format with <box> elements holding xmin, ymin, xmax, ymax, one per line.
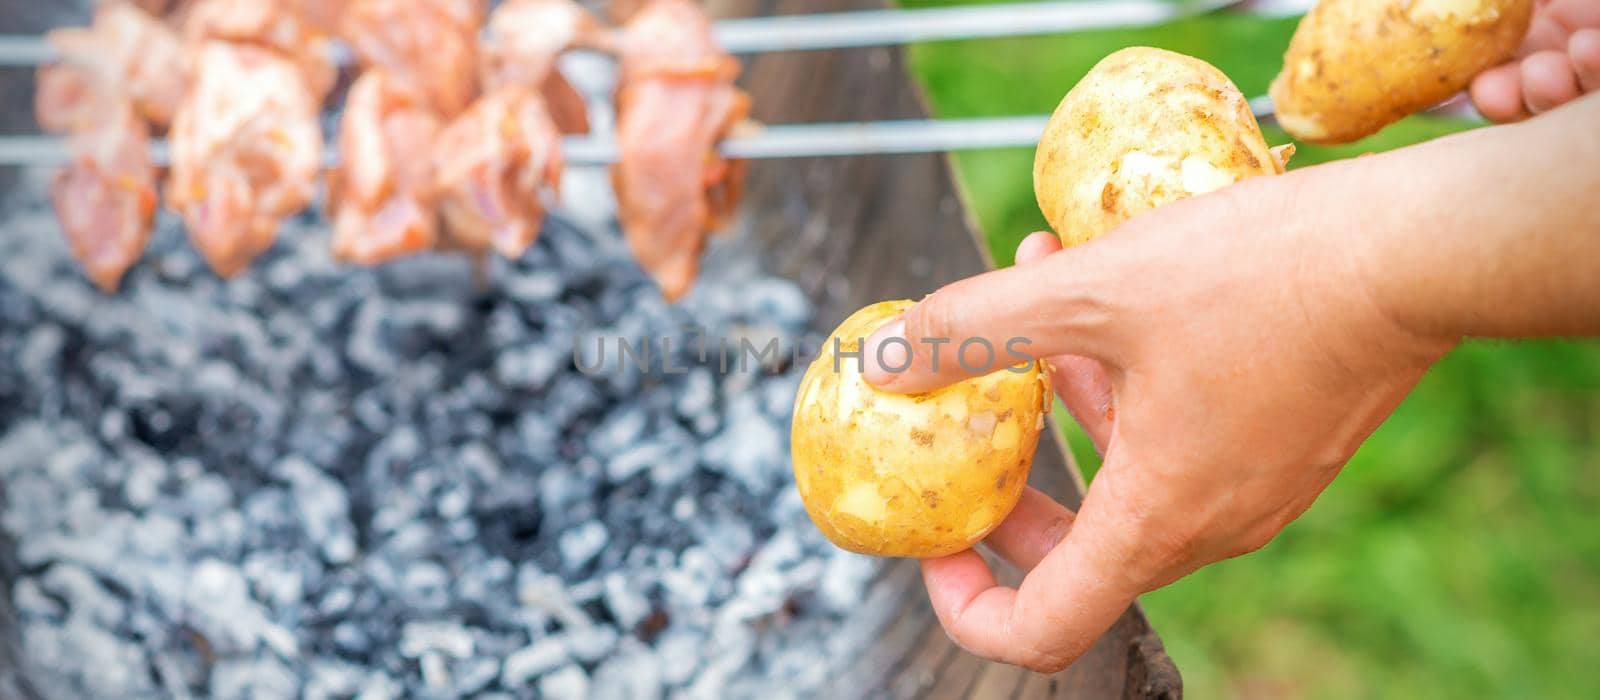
<box><xmin>1034</xmin><ymin>47</ymin><xmax>1293</xmax><ymax>247</ymax></box>
<box><xmin>790</xmin><ymin>300</ymin><xmax>1050</xmax><ymax>558</ymax></box>
<box><xmin>1271</xmin><ymin>0</ymin><xmax>1534</xmax><ymax>144</ymax></box>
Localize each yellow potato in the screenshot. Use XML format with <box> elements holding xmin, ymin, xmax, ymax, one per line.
<box><xmin>1034</xmin><ymin>47</ymin><xmax>1293</xmax><ymax>247</ymax></box>
<box><xmin>1271</xmin><ymin>0</ymin><xmax>1534</xmax><ymax>144</ymax></box>
<box><xmin>790</xmin><ymin>300</ymin><xmax>1050</xmax><ymax>558</ymax></box>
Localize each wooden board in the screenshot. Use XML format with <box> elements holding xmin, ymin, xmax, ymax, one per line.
<box><xmin>714</xmin><ymin>0</ymin><xmax>1183</xmax><ymax>696</ymax></box>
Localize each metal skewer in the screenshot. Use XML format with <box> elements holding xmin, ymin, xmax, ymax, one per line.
<box><xmin>0</xmin><ymin>99</ymin><xmax>1278</xmax><ymax>169</ymax></box>
<box><xmin>0</xmin><ymin>0</ymin><xmax>1248</xmax><ymax>67</ymax></box>
<box><xmin>0</xmin><ymin>117</ymin><xmax>1052</xmax><ymax>169</ymax></box>
<box><xmin>0</xmin><ymin>0</ymin><xmax>1285</xmax><ymax>168</ymax></box>
<box><xmin>711</xmin><ymin>0</ymin><xmax>1240</xmax><ymax>54</ymax></box>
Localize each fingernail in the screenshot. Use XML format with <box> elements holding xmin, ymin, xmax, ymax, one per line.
<box><xmin>862</xmin><ymin>318</ymin><xmax>908</xmax><ymax>387</ymax></box>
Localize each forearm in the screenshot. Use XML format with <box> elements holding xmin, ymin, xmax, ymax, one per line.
<box><xmin>1302</xmin><ymin>92</ymin><xmax>1600</xmax><ymax>341</ymax></box>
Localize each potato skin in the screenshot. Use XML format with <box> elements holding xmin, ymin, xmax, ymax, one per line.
<box><xmin>1271</xmin><ymin>0</ymin><xmax>1534</xmax><ymax>145</ymax></box>
<box><xmin>1034</xmin><ymin>47</ymin><xmax>1290</xmax><ymax>247</ymax></box>
<box><xmin>790</xmin><ymin>300</ymin><xmax>1049</xmax><ymax>558</ymax></box>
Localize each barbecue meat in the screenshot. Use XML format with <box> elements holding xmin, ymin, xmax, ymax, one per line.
<box><xmin>612</xmin><ymin>0</ymin><xmax>750</xmax><ymax>300</ymax></box>
<box><xmin>36</xmin><ymin>1</ymin><xmax>186</xmax><ymax>131</ymax></box>
<box><xmin>182</xmin><ymin>0</ymin><xmax>338</xmax><ymax>101</ymax></box>
<box><xmin>35</xmin><ymin>2</ymin><xmax>177</xmax><ymax>292</ymax></box>
<box><xmin>167</xmin><ymin>42</ymin><xmax>323</xmax><ymax>278</ymax></box>
<box><xmin>482</xmin><ymin>0</ymin><xmax>599</xmax><ymax>134</ymax></box>
<box><xmin>341</xmin><ymin>0</ymin><xmax>486</xmax><ymax>117</ymax></box>
<box><xmin>49</xmin><ymin>102</ymin><xmax>159</xmax><ymax>292</ymax></box>
<box><xmin>34</xmin><ymin>64</ymin><xmax>97</xmax><ymax>135</ymax></box>
<box><xmin>433</xmin><ymin>86</ymin><xmax>564</xmax><ymax>259</ymax></box>
<box><xmin>291</xmin><ymin>0</ymin><xmax>351</xmax><ymax>32</ymax></box>
<box><xmin>329</xmin><ymin>71</ymin><xmax>444</xmax><ymax>265</ymax></box>
<box><xmin>132</xmin><ymin>0</ymin><xmax>177</xmax><ymax>13</ymax></box>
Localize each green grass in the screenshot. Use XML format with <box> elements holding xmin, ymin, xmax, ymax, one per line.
<box><xmin>899</xmin><ymin>2</ymin><xmax>1600</xmax><ymax>696</ymax></box>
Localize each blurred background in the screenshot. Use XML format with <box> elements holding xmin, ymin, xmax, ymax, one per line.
<box><xmin>898</xmin><ymin>0</ymin><xmax>1600</xmax><ymax>697</ymax></box>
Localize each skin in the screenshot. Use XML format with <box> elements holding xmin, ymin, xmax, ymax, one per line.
<box><xmin>860</xmin><ymin>91</ymin><xmax>1600</xmax><ymax>672</ymax></box>
<box><xmin>1471</xmin><ymin>0</ymin><xmax>1600</xmax><ymax>120</ymax></box>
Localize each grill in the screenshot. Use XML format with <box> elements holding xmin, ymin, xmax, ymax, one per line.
<box><xmin>0</xmin><ymin>0</ymin><xmax>1180</xmax><ymax>697</ymax></box>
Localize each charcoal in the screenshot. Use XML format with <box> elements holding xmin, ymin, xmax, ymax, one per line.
<box><xmin>645</xmin><ymin>427</ymin><xmax>699</xmax><ymax>489</ymax></box>
<box><xmin>654</xmin><ymin>627</ymin><xmax>704</xmax><ymax>686</ymax></box>
<box><xmin>557</xmin><ymin>521</ymin><xmax>609</xmax><ymax>573</ymax></box>
<box><xmin>399</xmin><ymin>562</ymin><xmax>452</xmax><ymax>613</ymax></box>
<box><xmin>538</xmin><ymin>664</ymin><xmax>591</xmax><ymax>700</ymax></box>
<box><xmin>495</xmin><ymin>341</ymin><xmax>567</xmax><ymax>391</ymax></box>
<box><xmin>399</xmin><ymin>621</ymin><xmax>475</xmax><ymax>659</ymax></box>
<box><xmin>37</xmin><ymin>564</ymin><xmax>121</xmax><ymax>628</ymax></box>
<box><xmin>675</xmin><ymin>367</ymin><xmax>718</xmax><ymax>428</ymax></box>
<box><xmin>24</xmin><ymin>618</ymin><xmax>155</xmax><ymax>698</ymax></box>
<box><xmin>565</xmin><ymin>623</ymin><xmax>620</xmax><ymax>663</ymax></box>
<box><xmin>185</xmin><ymin>559</ymin><xmax>273</xmax><ymax>656</ymax></box>
<box><xmin>277</xmin><ymin>457</ymin><xmax>358</xmax><ymax>564</ymax></box>
<box><xmin>12</xmin><ymin>578</ymin><xmax>62</xmax><ymax>622</ymax></box>
<box><xmin>601</xmin><ymin>571</ymin><xmax>652</xmax><ymax>631</ymax></box>
<box><xmin>331</xmin><ymin>621</ymin><xmax>371</xmax><ymax>656</ymax></box>
<box><xmin>500</xmin><ymin>636</ymin><xmax>569</xmax><ymax>687</ymax></box>
<box><xmin>354</xmin><ymin>673</ymin><xmax>403</xmax><ymax>700</ymax></box>
<box><xmin>0</xmin><ymin>170</ymin><xmax>880</xmax><ymax>699</ymax></box>
<box><xmin>452</xmin><ymin>656</ymin><xmax>501</xmax><ymax>695</ymax></box>
<box><xmin>209</xmin><ymin>657</ymin><xmax>298</xmax><ymax>700</ymax></box>
<box><xmin>817</xmin><ymin>550</ymin><xmax>879</xmax><ymax>613</ymax></box>
<box><xmin>701</xmin><ymin>400</ymin><xmax>786</xmax><ymax>495</ymax></box>
<box><xmin>587</xmin><ymin>403</ymin><xmax>649</xmax><ymax>458</ymax></box>
<box><xmin>589</xmin><ymin>642</ymin><xmax>665</xmax><ymax>700</ymax></box>
<box><xmin>304</xmin><ymin>660</ymin><xmax>365</xmax><ymax>700</ymax></box>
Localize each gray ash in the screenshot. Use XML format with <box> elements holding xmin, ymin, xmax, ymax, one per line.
<box><xmin>0</xmin><ymin>170</ymin><xmax>880</xmax><ymax>699</ymax></box>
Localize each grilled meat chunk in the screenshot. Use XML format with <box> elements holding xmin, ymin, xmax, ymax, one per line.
<box><xmin>330</xmin><ymin>71</ymin><xmax>445</xmax><ymax>265</ymax></box>
<box><xmin>433</xmin><ymin>86</ymin><xmax>564</xmax><ymax>259</ymax></box>
<box><xmin>612</xmin><ymin>0</ymin><xmax>749</xmax><ymax>300</ymax></box>
<box><xmin>166</xmin><ymin>42</ymin><xmax>323</xmax><ymax>277</ymax></box>
<box><xmin>341</xmin><ymin>0</ymin><xmax>486</xmax><ymax>117</ymax></box>
<box><xmin>481</xmin><ymin>0</ymin><xmax>600</xmax><ymax>134</ymax></box>
<box><xmin>182</xmin><ymin>0</ymin><xmax>338</xmax><ymax>100</ymax></box>
<box><xmin>36</xmin><ymin>1</ymin><xmax>186</xmax><ymax>131</ymax></box>
<box><xmin>50</xmin><ymin>102</ymin><xmax>160</xmax><ymax>292</ymax></box>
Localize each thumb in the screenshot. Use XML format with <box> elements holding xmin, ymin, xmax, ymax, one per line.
<box><xmin>922</xmin><ymin>449</ymin><xmax>1150</xmax><ymax>672</ymax></box>
<box><xmin>863</xmin><ymin>238</ymin><xmax>1122</xmax><ymax>394</ymax></box>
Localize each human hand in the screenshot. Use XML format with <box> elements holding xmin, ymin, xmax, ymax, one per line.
<box><xmin>858</xmin><ymin>173</ymin><xmax>1456</xmax><ymax>672</ymax></box>
<box><xmin>1471</xmin><ymin>0</ymin><xmax>1600</xmax><ymax>121</ymax></box>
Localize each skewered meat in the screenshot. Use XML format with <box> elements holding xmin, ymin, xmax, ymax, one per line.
<box><xmin>329</xmin><ymin>71</ymin><xmax>444</xmax><ymax>265</ymax></box>
<box><xmin>612</xmin><ymin>0</ymin><xmax>750</xmax><ymax>300</ymax></box>
<box><xmin>132</xmin><ymin>0</ymin><xmax>174</xmax><ymax>13</ymax></box>
<box><xmin>166</xmin><ymin>42</ymin><xmax>323</xmax><ymax>278</ymax></box>
<box><xmin>34</xmin><ymin>64</ymin><xmax>97</xmax><ymax>135</ymax></box>
<box><xmin>36</xmin><ymin>1</ymin><xmax>186</xmax><ymax>131</ymax></box>
<box><xmin>49</xmin><ymin>102</ymin><xmax>159</xmax><ymax>292</ymax></box>
<box><xmin>482</xmin><ymin>0</ymin><xmax>600</xmax><ymax>134</ymax></box>
<box><xmin>182</xmin><ymin>0</ymin><xmax>338</xmax><ymax>101</ymax></box>
<box><xmin>291</xmin><ymin>0</ymin><xmax>351</xmax><ymax>33</ymax></box>
<box><xmin>430</xmin><ymin>0</ymin><xmax>490</xmax><ymax>29</ymax></box>
<box><xmin>35</xmin><ymin>2</ymin><xmax>174</xmax><ymax>292</ymax></box>
<box><xmin>606</xmin><ymin>0</ymin><xmax>650</xmax><ymax>23</ymax></box>
<box><xmin>36</xmin><ymin>0</ymin><xmax>756</xmax><ymax>295</ymax></box>
<box><xmin>341</xmin><ymin>0</ymin><xmax>486</xmax><ymax>117</ymax></box>
<box><xmin>130</xmin><ymin>0</ymin><xmax>194</xmax><ymax>28</ymax></box>
<box><xmin>133</xmin><ymin>0</ymin><xmax>208</xmax><ymax>27</ymax></box>
<box><xmin>433</xmin><ymin>86</ymin><xmax>564</xmax><ymax>259</ymax></box>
